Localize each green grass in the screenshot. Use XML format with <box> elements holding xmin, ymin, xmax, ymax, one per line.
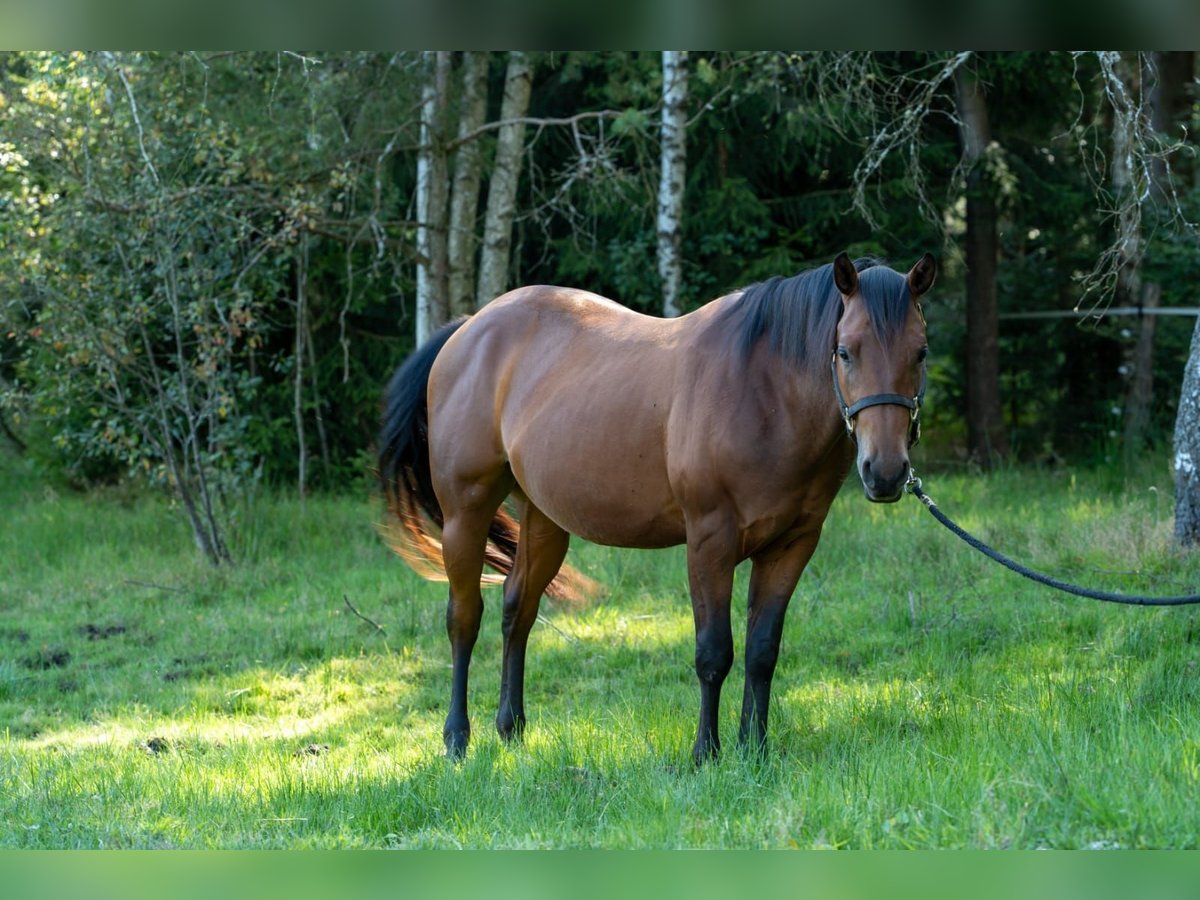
<box><xmin>3</xmin><ymin>449</ymin><xmax>1200</xmax><ymax>848</ymax></box>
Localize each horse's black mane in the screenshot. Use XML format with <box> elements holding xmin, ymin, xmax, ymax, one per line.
<box><xmin>721</xmin><ymin>257</ymin><xmax>913</xmax><ymax>373</ymax></box>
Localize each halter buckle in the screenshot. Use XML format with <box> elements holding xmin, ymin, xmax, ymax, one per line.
<box><xmin>841</xmin><ymin>406</ymin><xmax>855</xmax><ymax>437</ymax></box>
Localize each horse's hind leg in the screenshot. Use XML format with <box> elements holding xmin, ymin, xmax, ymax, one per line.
<box><xmin>440</xmin><ymin>474</ymin><xmax>513</xmax><ymax>759</ymax></box>
<box><xmin>496</xmin><ymin>498</ymin><xmax>569</xmax><ymax>742</ymax></box>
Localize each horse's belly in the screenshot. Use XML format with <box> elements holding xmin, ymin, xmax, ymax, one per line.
<box><xmin>541</xmin><ymin>498</ymin><xmax>686</xmax><ymax>548</ymax></box>
<box><xmin>547</xmin><ymin>497</ymin><xmax>686</xmax><ymax>549</ymax></box>
<box><xmin>511</xmin><ymin>453</ymin><xmax>685</xmax><ymax>549</ymax></box>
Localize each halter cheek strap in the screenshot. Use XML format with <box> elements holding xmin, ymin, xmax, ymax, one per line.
<box><xmin>831</xmin><ymin>354</ymin><xmax>926</xmax><ymax>448</ymax></box>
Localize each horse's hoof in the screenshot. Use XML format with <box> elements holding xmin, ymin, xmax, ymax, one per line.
<box><xmin>444</xmin><ymin>730</ymin><xmax>470</xmax><ymax>760</ymax></box>
<box><xmin>496</xmin><ymin>713</ymin><xmax>526</xmax><ymax>744</ymax></box>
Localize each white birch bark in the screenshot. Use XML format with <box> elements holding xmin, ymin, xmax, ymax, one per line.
<box><xmin>415</xmin><ymin>51</ymin><xmax>450</xmax><ymax>346</ymax></box>
<box><xmin>476</xmin><ymin>51</ymin><xmax>533</xmax><ymax>308</ymax></box>
<box><xmin>657</xmin><ymin>50</ymin><xmax>688</xmax><ymax>318</ymax></box>
<box><xmin>447</xmin><ymin>51</ymin><xmax>490</xmax><ymax>318</ymax></box>
<box><xmin>1175</xmin><ymin>317</ymin><xmax>1200</xmax><ymax>545</ymax></box>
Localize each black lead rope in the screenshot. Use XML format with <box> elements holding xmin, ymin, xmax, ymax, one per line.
<box><xmin>905</xmin><ymin>474</ymin><xmax>1200</xmax><ymax>607</ymax></box>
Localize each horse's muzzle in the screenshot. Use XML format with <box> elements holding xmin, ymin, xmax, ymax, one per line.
<box><xmin>860</xmin><ymin>458</ymin><xmax>909</xmax><ymax>503</ymax></box>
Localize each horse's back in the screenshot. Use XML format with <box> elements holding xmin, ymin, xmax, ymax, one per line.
<box><xmin>428</xmin><ymin>286</ymin><xmax>691</xmax><ymax>546</ymax></box>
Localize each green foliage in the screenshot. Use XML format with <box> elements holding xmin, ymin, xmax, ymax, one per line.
<box><xmin>0</xmin><ymin>52</ymin><xmax>423</xmax><ymax>551</ymax></box>
<box><xmin>2</xmin><ymin>49</ymin><xmax>1198</xmax><ymax>524</ymax></box>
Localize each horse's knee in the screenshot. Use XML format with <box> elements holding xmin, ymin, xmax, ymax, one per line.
<box><xmin>445</xmin><ymin>593</ymin><xmax>483</xmax><ymax>643</ymax></box>
<box><xmin>695</xmin><ymin>628</ymin><xmax>734</xmax><ymax>684</ymax></box>
<box><xmin>500</xmin><ymin>577</ymin><xmax>524</xmax><ymax>636</ymax></box>
<box><xmin>745</xmin><ymin>631</ymin><xmax>781</xmax><ymax>682</ymax></box>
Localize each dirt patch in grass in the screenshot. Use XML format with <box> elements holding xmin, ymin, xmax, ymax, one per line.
<box><xmin>163</xmin><ymin>654</ymin><xmax>216</xmax><ymax>683</ymax></box>
<box><xmin>79</xmin><ymin>623</ymin><xmax>128</xmax><ymax>641</ymax></box>
<box><xmin>23</xmin><ymin>648</ymin><xmax>71</xmax><ymax>670</ymax></box>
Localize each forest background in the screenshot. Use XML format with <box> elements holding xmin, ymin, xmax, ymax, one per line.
<box><xmin>2</xmin><ymin>50</ymin><xmax>1198</xmax><ymax>562</ymax></box>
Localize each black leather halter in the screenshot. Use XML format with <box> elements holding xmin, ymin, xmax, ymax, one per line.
<box><xmin>831</xmin><ymin>353</ymin><xmax>926</xmax><ymax>448</ymax></box>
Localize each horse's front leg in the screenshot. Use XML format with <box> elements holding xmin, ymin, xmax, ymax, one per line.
<box><xmin>738</xmin><ymin>531</ymin><xmax>820</xmax><ymax>752</ymax></box>
<box><xmin>685</xmin><ymin>514</ymin><xmax>737</xmax><ymax>764</ymax></box>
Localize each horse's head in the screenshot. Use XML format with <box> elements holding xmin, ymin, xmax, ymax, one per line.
<box><xmin>831</xmin><ymin>252</ymin><xmax>936</xmax><ymax>503</ymax></box>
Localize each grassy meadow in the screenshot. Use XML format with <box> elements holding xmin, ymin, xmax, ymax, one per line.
<box><xmin>3</xmin><ymin>447</ymin><xmax>1200</xmax><ymax>848</ymax></box>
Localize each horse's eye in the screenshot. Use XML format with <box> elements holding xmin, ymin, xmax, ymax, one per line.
<box><xmin>917</xmin><ymin>346</ymin><xmax>928</xmax><ymax>363</ymax></box>
<box><xmin>837</xmin><ymin>347</ymin><xmax>850</xmax><ymax>363</ymax></box>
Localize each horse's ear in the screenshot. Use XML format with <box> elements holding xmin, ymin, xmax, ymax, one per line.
<box><xmin>907</xmin><ymin>253</ymin><xmax>937</xmax><ymax>298</ymax></box>
<box><xmin>833</xmin><ymin>252</ymin><xmax>858</xmax><ymax>298</ymax></box>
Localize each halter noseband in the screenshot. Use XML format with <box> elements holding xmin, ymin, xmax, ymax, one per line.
<box><xmin>831</xmin><ymin>353</ymin><xmax>926</xmax><ymax>448</ymax></box>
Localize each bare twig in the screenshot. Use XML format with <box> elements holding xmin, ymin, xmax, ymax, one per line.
<box><xmin>536</xmin><ymin>613</ymin><xmax>579</xmax><ymax>644</ymax></box>
<box><xmin>1073</xmin><ymin>50</ymin><xmax>1192</xmax><ymax>312</ymax></box>
<box><xmin>343</xmin><ymin>594</ymin><xmax>388</xmax><ymax>639</ymax></box>
<box><xmin>447</xmin><ymin>109</ymin><xmax>640</xmax><ymax>153</ymax></box>
<box><xmin>104</xmin><ymin>53</ymin><xmax>160</xmax><ymax>186</ymax></box>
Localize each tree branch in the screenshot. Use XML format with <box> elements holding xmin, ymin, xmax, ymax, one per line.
<box><xmin>105</xmin><ymin>53</ymin><xmax>161</xmax><ymax>187</ymax></box>
<box><xmin>447</xmin><ymin>109</ymin><xmax>637</xmax><ymax>153</ymax></box>
<box><xmin>343</xmin><ymin>594</ymin><xmax>388</xmax><ymax>641</ymax></box>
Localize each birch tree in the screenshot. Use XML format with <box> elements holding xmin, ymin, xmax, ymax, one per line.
<box><xmin>476</xmin><ymin>51</ymin><xmax>533</xmax><ymax>308</ymax></box>
<box><xmin>415</xmin><ymin>50</ymin><xmax>451</xmax><ymax>346</ymax></box>
<box><xmin>1161</xmin><ymin>52</ymin><xmax>1200</xmax><ymax>544</ymax></box>
<box><xmin>447</xmin><ymin>51</ymin><xmax>490</xmax><ymax>318</ymax></box>
<box><xmin>1068</xmin><ymin>52</ymin><xmax>1200</xmax><ymax>544</ymax></box>
<box><xmin>1124</xmin><ymin>52</ymin><xmax>1193</xmax><ymax>463</ymax></box>
<box><xmin>657</xmin><ymin>51</ymin><xmax>687</xmax><ymax>318</ymax></box>
<box><xmin>1113</xmin><ymin>53</ymin><xmax>1153</xmax><ymax>467</ymax></box>
<box><xmin>1175</xmin><ymin>325</ymin><xmax>1200</xmax><ymax>545</ymax></box>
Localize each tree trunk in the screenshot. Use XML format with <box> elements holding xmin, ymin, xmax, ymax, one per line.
<box><xmin>476</xmin><ymin>51</ymin><xmax>533</xmax><ymax>309</ymax></box>
<box><xmin>415</xmin><ymin>50</ymin><xmax>451</xmax><ymax>346</ymax></box>
<box><xmin>294</xmin><ymin>234</ymin><xmax>308</xmax><ymax>500</ymax></box>
<box><xmin>447</xmin><ymin>52</ymin><xmax>490</xmax><ymax>319</ymax></box>
<box><xmin>1175</xmin><ymin>316</ymin><xmax>1200</xmax><ymax>545</ymax></box>
<box><xmin>657</xmin><ymin>50</ymin><xmax>688</xmax><ymax>318</ymax></box>
<box><xmin>305</xmin><ymin>304</ymin><xmax>331</xmax><ymax>480</ymax></box>
<box><xmin>1163</xmin><ymin>52</ymin><xmax>1199</xmax><ymax>546</ymax></box>
<box><xmin>1123</xmin><ymin>280</ymin><xmax>1159</xmax><ymax>466</ymax></box>
<box><xmin>1125</xmin><ymin>51</ymin><xmax>1193</xmax><ymax>464</ymax></box>
<box><xmin>1113</xmin><ymin>53</ymin><xmax>1147</xmax><ymax>467</ymax></box>
<box><xmin>0</xmin><ymin>375</ymin><xmax>26</xmax><ymax>452</ymax></box>
<box><xmin>954</xmin><ymin>64</ymin><xmax>1008</xmax><ymax>465</ymax></box>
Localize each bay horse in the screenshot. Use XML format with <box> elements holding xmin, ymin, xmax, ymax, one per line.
<box><xmin>380</xmin><ymin>252</ymin><xmax>935</xmax><ymax>762</ymax></box>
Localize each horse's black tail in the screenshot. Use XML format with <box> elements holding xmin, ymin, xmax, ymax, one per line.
<box><xmin>378</xmin><ymin>319</ymin><xmax>594</xmax><ymax>604</ymax></box>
